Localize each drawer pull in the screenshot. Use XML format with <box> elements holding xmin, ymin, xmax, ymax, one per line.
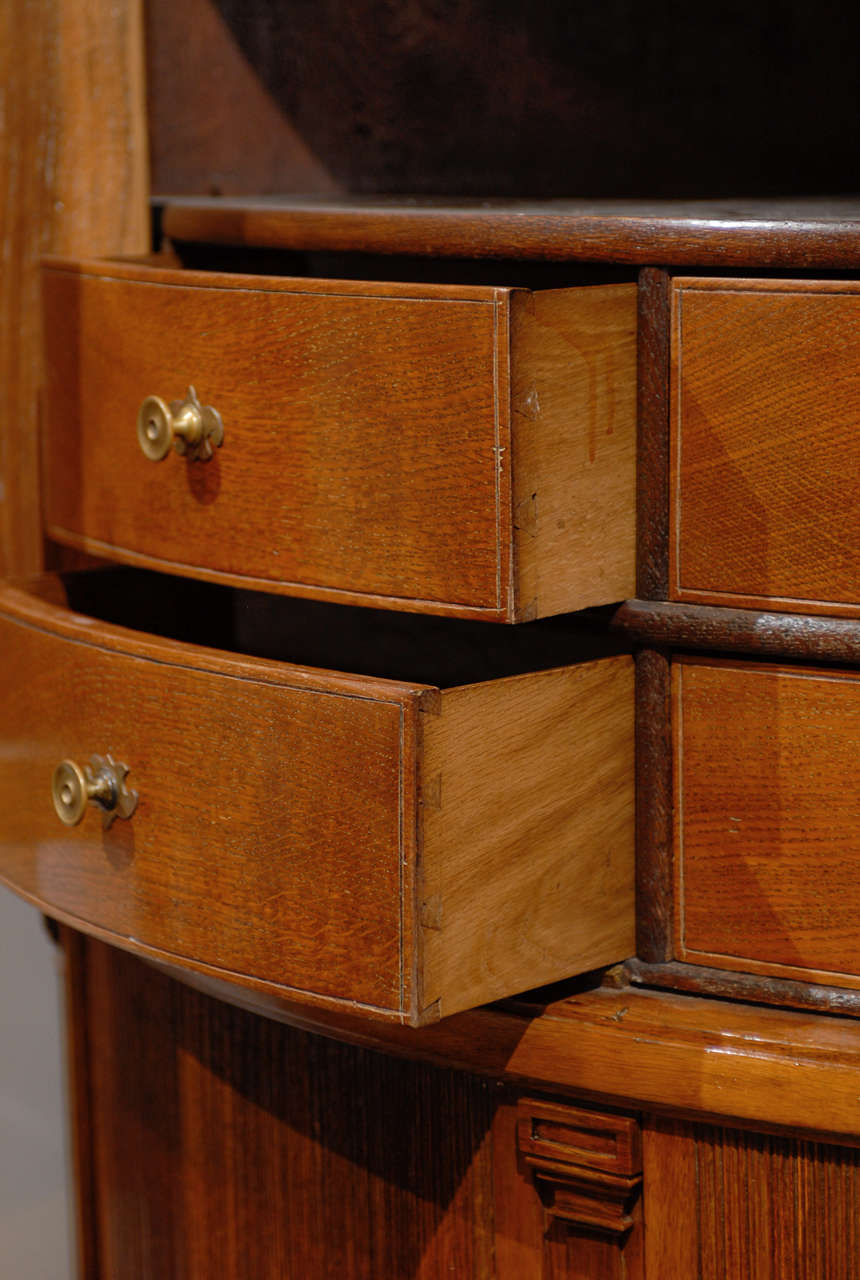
<box><xmin>137</xmin><ymin>386</ymin><xmax>224</xmax><ymax>462</ymax></box>
<box><xmin>51</xmin><ymin>755</ymin><xmax>138</xmax><ymax>829</ymax></box>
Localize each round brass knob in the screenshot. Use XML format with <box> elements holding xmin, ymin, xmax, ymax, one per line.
<box><xmin>51</xmin><ymin>755</ymin><xmax>138</xmax><ymax>829</ymax></box>
<box><xmin>137</xmin><ymin>386</ymin><xmax>224</xmax><ymax>462</ymax></box>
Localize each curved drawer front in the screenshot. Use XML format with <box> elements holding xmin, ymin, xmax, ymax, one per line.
<box><xmin>41</xmin><ymin>259</ymin><xmax>636</xmax><ymax>621</ymax></box>
<box><xmin>670</xmin><ymin>276</ymin><xmax>860</xmax><ymax>616</ymax></box>
<box><xmin>674</xmin><ymin>657</ymin><xmax>860</xmax><ymax>986</ymax></box>
<box><xmin>0</xmin><ymin>584</ymin><xmax>634</xmax><ymax>1024</ymax></box>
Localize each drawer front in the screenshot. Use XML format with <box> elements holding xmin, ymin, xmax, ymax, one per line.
<box><xmin>41</xmin><ymin>260</ymin><xmax>636</xmax><ymax>622</ymax></box>
<box><xmin>674</xmin><ymin>657</ymin><xmax>860</xmax><ymax>986</ymax></box>
<box><xmin>0</xmin><ymin>593</ymin><xmax>420</xmax><ymax>1016</ymax></box>
<box><xmin>670</xmin><ymin>278</ymin><xmax>860</xmax><ymax>616</ymax></box>
<box><xmin>0</xmin><ymin>583</ymin><xmax>635</xmax><ymax>1025</ymax></box>
<box><xmin>43</xmin><ymin>262</ymin><xmax>508</xmax><ymax>615</ymax></box>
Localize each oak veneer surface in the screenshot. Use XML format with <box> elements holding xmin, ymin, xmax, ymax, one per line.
<box><xmin>0</xmin><ymin>581</ymin><xmax>634</xmax><ymax>1023</ymax></box>
<box><xmin>670</xmin><ymin>277</ymin><xmax>860</xmax><ymax>616</ymax></box>
<box><xmin>674</xmin><ymin>657</ymin><xmax>860</xmax><ymax>985</ymax></box>
<box><xmin>42</xmin><ymin>258</ymin><xmax>636</xmax><ymax>620</ymax></box>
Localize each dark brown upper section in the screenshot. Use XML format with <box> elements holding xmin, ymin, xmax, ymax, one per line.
<box><xmin>161</xmin><ymin>196</ymin><xmax>860</xmax><ymax>268</ymax></box>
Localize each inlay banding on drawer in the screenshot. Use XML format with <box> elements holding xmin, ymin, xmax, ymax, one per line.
<box><xmin>41</xmin><ymin>258</ymin><xmax>636</xmax><ymax>621</ymax></box>
<box><xmin>0</xmin><ymin>579</ymin><xmax>635</xmax><ymax>1024</ymax></box>
<box><xmin>670</xmin><ymin>276</ymin><xmax>860</xmax><ymax>616</ymax></box>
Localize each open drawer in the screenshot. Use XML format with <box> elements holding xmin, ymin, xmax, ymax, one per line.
<box><xmin>41</xmin><ymin>258</ymin><xmax>636</xmax><ymax>622</ymax></box>
<box><xmin>0</xmin><ymin>572</ymin><xmax>634</xmax><ymax>1024</ymax></box>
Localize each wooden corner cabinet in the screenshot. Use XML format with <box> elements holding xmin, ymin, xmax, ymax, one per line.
<box><xmin>1</xmin><ymin>4</ymin><xmax>859</xmax><ymax>1277</ymax></box>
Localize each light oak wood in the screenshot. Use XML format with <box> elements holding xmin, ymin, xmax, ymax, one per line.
<box><xmin>421</xmin><ymin>661</ymin><xmax>634</xmax><ymax>1018</ymax></box>
<box><xmin>511</xmin><ymin>285</ymin><xmax>636</xmax><ymax>618</ymax></box>
<box><xmin>0</xmin><ymin>0</ymin><xmax>148</xmax><ymax>579</ymax></box>
<box><xmin>670</xmin><ymin>277</ymin><xmax>860</xmax><ymax>615</ymax></box>
<box><xmin>673</xmin><ymin>657</ymin><xmax>860</xmax><ymax>986</ymax></box>
<box><xmin>0</xmin><ymin>580</ymin><xmax>634</xmax><ymax>1024</ymax></box>
<box><xmin>41</xmin><ymin>258</ymin><xmax>636</xmax><ymax>620</ymax></box>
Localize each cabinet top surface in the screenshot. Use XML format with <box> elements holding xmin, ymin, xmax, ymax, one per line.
<box><xmin>160</xmin><ymin>195</ymin><xmax>860</xmax><ymax>267</ymax></box>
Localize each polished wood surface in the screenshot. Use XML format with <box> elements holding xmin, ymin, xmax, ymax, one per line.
<box><xmin>151</xmin><ymin>964</ymin><xmax>860</xmax><ymax>1142</ymax></box>
<box><xmin>42</xmin><ymin>258</ymin><xmax>636</xmax><ymax>620</ymax></box>
<box><xmin>162</xmin><ymin>195</ymin><xmax>860</xmax><ymax>268</ymax></box>
<box><xmin>674</xmin><ymin>657</ymin><xmax>860</xmax><ymax>986</ymax></box>
<box><xmin>616</xmin><ymin>598</ymin><xmax>860</xmax><ymax>665</ymax></box>
<box><xmin>0</xmin><ymin>580</ymin><xmax>634</xmax><ymax>1023</ymax></box>
<box><xmin>0</xmin><ymin>0</ymin><xmax>148</xmax><ymax>579</ymax></box>
<box><xmin>644</xmin><ymin>1118</ymin><xmax>860</xmax><ymax>1279</ymax></box>
<box><xmin>62</xmin><ymin>935</ymin><xmax>860</xmax><ymax>1278</ymax></box>
<box><xmin>670</xmin><ymin>277</ymin><xmax>860</xmax><ymax>616</ymax></box>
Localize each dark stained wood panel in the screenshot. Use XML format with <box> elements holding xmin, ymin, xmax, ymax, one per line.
<box><xmin>670</xmin><ymin>278</ymin><xmax>860</xmax><ymax>615</ymax></box>
<box><xmin>162</xmin><ymin>195</ymin><xmax>860</xmax><ymax>268</ymax></box>
<box><xmin>674</xmin><ymin>658</ymin><xmax>860</xmax><ymax>985</ymax></box>
<box><xmin>82</xmin><ymin>936</ymin><xmax>499</xmax><ymax>1280</ymax></box>
<box><xmin>146</xmin><ymin>2</ymin><xmax>860</xmax><ymax>202</ymax></box>
<box><xmin>645</xmin><ymin>1118</ymin><xmax>860</xmax><ymax>1279</ymax></box>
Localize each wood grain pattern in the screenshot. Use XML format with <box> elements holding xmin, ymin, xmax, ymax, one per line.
<box><xmin>420</xmin><ymin>659</ymin><xmax>635</xmax><ymax>1019</ymax></box>
<box><xmin>0</xmin><ymin>581</ymin><xmax>634</xmax><ymax>1023</ymax></box>
<box><xmin>162</xmin><ymin>196</ymin><xmax>860</xmax><ymax>268</ymax></box>
<box><xmin>674</xmin><ymin>658</ymin><xmax>860</xmax><ymax>986</ymax></box>
<box><xmin>627</xmin><ymin>958</ymin><xmax>860</xmax><ymax>1020</ymax></box>
<box><xmin>615</xmin><ymin>599</ymin><xmax>860</xmax><ymax>666</ymax></box>
<box><xmin>636</xmin><ymin>268</ymin><xmax>670</xmax><ymax>597</ymax></box>
<box><xmin>80</xmin><ymin>934</ymin><xmax>500</xmax><ymax>1280</ymax></box>
<box><xmin>152</xmin><ymin>974</ymin><xmax>860</xmax><ymax>1142</ymax></box>
<box><xmin>511</xmin><ymin>284</ymin><xmax>636</xmax><ymax>617</ymax></box>
<box><xmin>642</xmin><ymin>1119</ymin><xmax>697</xmax><ymax>1280</ymax></box>
<box><xmin>670</xmin><ymin>277</ymin><xmax>860</xmax><ymax>615</ymax></box>
<box><xmin>634</xmin><ymin>648</ymin><xmax>673</xmax><ymax>962</ymax></box>
<box><xmin>0</xmin><ymin>0</ymin><xmax>148</xmax><ymax>579</ymax></box>
<box><xmin>645</xmin><ymin>1117</ymin><xmax>860</xmax><ymax>1278</ymax></box>
<box><xmin>42</xmin><ymin>258</ymin><xmax>636</xmax><ymax>620</ymax></box>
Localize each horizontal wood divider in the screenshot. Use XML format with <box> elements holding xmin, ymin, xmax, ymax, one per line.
<box><xmin>145</xmin><ymin>962</ymin><xmax>860</xmax><ymax>1144</ymax></box>
<box><xmin>613</xmin><ymin>599</ymin><xmax>860</xmax><ymax>664</ymax></box>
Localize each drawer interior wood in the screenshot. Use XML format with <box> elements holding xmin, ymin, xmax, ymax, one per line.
<box><xmin>41</xmin><ymin>256</ymin><xmax>636</xmax><ymax>622</ymax></box>
<box><xmin>0</xmin><ymin>571</ymin><xmax>635</xmax><ymax>1024</ymax></box>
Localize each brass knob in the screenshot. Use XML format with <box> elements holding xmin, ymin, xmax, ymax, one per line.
<box><xmin>137</xmin><ymin>386</ymin><xmax>224</xmax><ymax>462</ymax></box>
<box><xmin>52</xmin><ymin>755</ymin><xmax>138</xmax><ymax>829</ymax></box>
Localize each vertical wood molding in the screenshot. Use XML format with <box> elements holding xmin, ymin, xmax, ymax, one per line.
<box><xmin>0</xmin><ymin>0</ymin><xmax>149</xmax><ymax>578</ymax></box>
<box><xmin>636</xmin><ymin>266</ymin><xmax>671</xmax><ymax>599</ymax></box>
<box><xmin>635</xmin><ymin>647</ymin><xmax>673</xmax><ymax>961</ymax></box>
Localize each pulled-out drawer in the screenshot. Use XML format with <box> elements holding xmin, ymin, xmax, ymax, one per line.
<box><xmin>0</xmin><ymin>574</ymin><xmax>634</xmax><ymax>1024</ymax></box>
<box><xmin>41</xmin><ymin>258</ymin><xmax>636</xmax><ymax>622</ymax></box>
<box><xmin>670</xmin><ymin>276</ymin><xmax>860</xmax><ymax>616</ymax></box>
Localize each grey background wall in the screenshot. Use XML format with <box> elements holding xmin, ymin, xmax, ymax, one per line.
<box><xmin>0</xmin><ymin>894</ymin><xmax>72</xmax><ymax>1278</ymax></box>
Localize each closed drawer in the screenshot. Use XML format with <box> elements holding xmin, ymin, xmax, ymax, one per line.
<box><xmin>670</xmin><ymin>277</ymin><xmax>860</xmax><ymax>616</ymax></box>
<box><xmin>0</xmin><ymin>575</ymin><xmax>634</xmax><ymax>1024</ymax></box>
<box><xmin>41</xmin><ymin>259</ymin><xmax>636</xmax><ymax>622</ymax></box>
<box><xmin>674</xmin><ymin>656</ymin><xmax>860</xmax><ymax>987</ymax></box>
